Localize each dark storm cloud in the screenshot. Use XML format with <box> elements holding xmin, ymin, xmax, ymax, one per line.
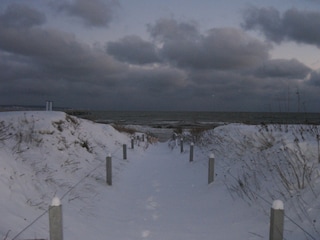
<box><xmin>254</xmin><ymin>59</ymin><xmax>311</xmax><ymax>79</ymax></box>
<box><xmin>0</xmin><ymin>25</ymin><xmax>123</xmax><ymax>80</ymax></box>
<box><xmin>147</xmin><ymin>18</ymin><xmax>270</xmax><ymax>70</ymax></box>
<box><xmin>186</xmin><ymin>69</ymin><xmax>269</xmax><ymax>111</ymax></box>
<box><xmin>307</xmin><ymin>70</ymin><xmax>320</xmax><ymax>86</ymax></box>
<box><xmin>57</xmin><ymin>0</ymin><xmax>119</xmax><ymax>27</ymax></box>
<box><xmin>242</xmin><ymin>7</ymin><xmax>283</xmax><ymax>42</ymax></box>
<box><xmin>242</xmin><ymin>6</ymin><xmax>320</xmax><ymax>47</ymax></box>
<box><xmin>107</xmin><ymin>35</ymin><xmax>160</xmax><ymax>64</ymax></box>
<box><xmin>148</xmin><ymin>18</ymin><xmax>199</xmax><ymax>42</ymax></box>
<box><xmin>0</xmin><ymin>5</ymin><xmax>193</xmax><ymax>110</ymax></box>
<box><xmin>0</xmin><ymin>3</ymin><xmax>128</xmax><ymax>108</ymax></box>
<box><xmin>0</xmin><ymin>2</ymin><xmax>317</xmax><ymax>112</ymax></box>
<box><xmin>187</xmin><ymin>68</ymin><xmax>313</xmax><ymax>112</ymax></box>
<box><xmin>0</xmin><ymin>3</ymin><xmax>46</xmax><ymax>28</ymax></box>
<box><xmin>0</xmin><ymin>4</ymin><xmax>124</xmax><ymax>80</ymax></box>
<box><xmin>126</xmin><ymin>66</ymin><xmax>188</xmax><ymax>93</ymax></box>
<box><xmin>201</xmin><ymin>28</ymin><xmax>270</xmax><ymax>69</ymax></box>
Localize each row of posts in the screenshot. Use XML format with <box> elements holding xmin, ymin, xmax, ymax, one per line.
<box><xmin>107</xmin><ymin>140</ymin><xmax>214</xmax><ymax>185</ymax></box>
<box><xmin>48</xmin><ymin>197</ymin><xmax>284</xmax><ymax>240</ymax></box>
<box><xmin>107</xmin><ymin>134</ymin><xmax>145</xmax><ymax>186</ymax></box>
<box><xmin>48</xmin><ymin>137</ymin><xmax>284</xmax><ymax>240</ymax></box>
<box><xmin>181</xmin><ymin>139</ymin><xmax>214</xmax><ymax>184</ymax></box>
<box><xmin>183</xmin><ymin>140</ymin><xmax>284</xmax><ymax>240</ymax></box>
<box><xmin>48</xmin><ymin>141</ymin><xmax>131</xmax><ymax>240</ymax></box>
<box><xmin>106</xmin><ymin>143</ymin><xmax>130</xmax><ymax>186</ymax></box>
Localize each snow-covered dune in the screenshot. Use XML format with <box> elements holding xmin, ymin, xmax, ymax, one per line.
<box><xmin>1</xmin><ymin>111</ymin><xmax>320</xmax><ymax>240</ymax></box>
<box><xmin>201</xmin><ymin>123</ymin><xmax>320</xmax><ymax>239</ymax></box>
<box><xmin>0</xmin><ymin>111</ymin><xmax>135</xmax><ymax>239</ymax></box>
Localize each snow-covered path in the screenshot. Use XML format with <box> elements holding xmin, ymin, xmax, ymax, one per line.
<box><xmin>90</xmin><ymin>142</ymin><xmax>268</xmax><ymax>240</ymax></box>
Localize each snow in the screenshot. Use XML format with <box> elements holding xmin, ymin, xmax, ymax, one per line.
<box><xmin>0</xmin><ymin>111</ymin><xmax>320</xmax><ymax>240</ymax></box>
<box><xmin>51</xmin><ymin>197</ymin><xmax>61</xmax><ymax>207</ymax></box>
<box><xmin>272</xmin><ymin>200</ymin><xmax>284</xmax><ymax>210</ymax></box>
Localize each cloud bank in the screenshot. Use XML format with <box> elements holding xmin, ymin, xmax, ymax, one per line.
<box><xmin>0</xmin><ymin>2</ymin><xmax>319</xmax><ymax>111</ymax></box>
<box><xmin>242</xmin><ymin>7</ymin><xmax>320</xmax><ymax>47</ymax></box>
<box><xmin>55</xmin><ymin>0</ymin><xmax>120</xmax><ymax>27</ymax></box>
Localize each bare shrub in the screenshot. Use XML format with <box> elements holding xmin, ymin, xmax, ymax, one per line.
<box><xmin>52</xmin><ymin>114</ymin><xmax>80</xmax><ymax>133</ymax></box>
<box><xmin>13</xmin><ymin>115</ymin><xmax>43</xmax><ymax>152</ymax></box>
<box><xmin>0</xmin><ymin>120</ymin><xmax>12</xmax><ymax>141</ymax></box>
<box><xmin>276</xmin><ymin>140</ymin><xmax>314</xmax><ymax>191</ymax></box>
<box><xmin>65</xmin><ymin>114</ymin><xmax>80</xmax><ymax>129</ymax></box>
<box><xmin>189</xmin><ymin>127</ymin><xmax>213</xmax><ymax>143</ymax></box>
<box><xmin>38</xmin><ymin>130</ymin><xmax>55</xmax><ymax>135</ymax></box>
<box><xmin>201</xmin><ymin>124</ymin><xmax>320</xmax><ymax>207</ymax></box>
<box><xmin>112</xmin><ymin>124</ymin><xmax>136</xmax><ymax>134</ymax></box>
<box><xmin>76</xmin><ymin>138</ymin><xmax>93</xmax><ymax>153</ymax></box>
<box><xmin>52</xmin><ymin>120</ymin><xmax>64</xmax><ymax>132</ymax></box>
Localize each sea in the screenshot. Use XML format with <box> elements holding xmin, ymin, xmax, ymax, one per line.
<box><xmin>65</xmin><ymin>111</ymin><xmax>320</xmax><ymax>141</ymax></box>
<box><xmin>69</xmin><ymin>110</ymin><xmax>320</xmax><ymax>127</ymax></box>
<box><xmin>2</xmin><ymin>106</ymin><xmax>319</xmax><ymax>127</ymax></box>
<box><xmin>2</xmin><ymin>106</ymin><xmax>320</xmax><ymax>141</ymax></box>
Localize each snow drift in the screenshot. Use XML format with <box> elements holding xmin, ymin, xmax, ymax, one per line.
<box><xmin>0</xmin><ymin>111</ymin><xmax>135</xmax><ymax>239</ymax></box>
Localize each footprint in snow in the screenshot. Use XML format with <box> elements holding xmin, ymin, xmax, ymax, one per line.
<box><xmin>146</xmin><ymin>196</ymin><xmax>158</xmax><ymax>210</ymax></box>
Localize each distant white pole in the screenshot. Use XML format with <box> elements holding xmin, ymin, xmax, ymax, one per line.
<box><xmin>208</xmin><ymin>153</ymin><xmax>215</xmax><ymax>184</ymax></box>
<box><xmin>269</xmin><ymin>200</ymin><xmax>284</xmax><ymax>240</ymax></box>
<box><xmin>46</xmin><ymin>101</ymin><xmax>53</xmax><ymax>111</ymax></box>
<box><xmin>46</xmin><ymin>101</ymin><xmax>49</xmax><ymax>111</ymax></box>
<box><xmin>49</xmin><ymin>197</ymin><xmax>63</xmax><ymax>240</ymax></box>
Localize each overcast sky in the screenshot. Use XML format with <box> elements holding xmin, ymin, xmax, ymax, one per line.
<box><xmin>1</xmin><ymin>0</ymin><xmax>320</xmax><ymax>112</ymax></box>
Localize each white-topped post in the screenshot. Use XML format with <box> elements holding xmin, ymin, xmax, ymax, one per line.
<box><xmin>317</xmin><ymin>134</ymin><xmax>320</xmax><ymax>163</ymax></box>
<box><xmin>106</xmin><ymin>153</ymin><xmax>112</xmax><ymax>185</ymax></box>
<box><xmin>131</xmin><ymin>137</ymin><xmax>134</xmax><ymax>149</ymax></box>
<box><xmin>189</xmin><ymin>142</ymin><xmax>194</xmax><ymax>162</ymax></box>
<box><xmin>269</xmin><ymin>200</ymin><xmax>284</xmax><ymax>240</ymax></box>
<box><xmin>49</xmin><ymin>197</ymin><xmax>63</xmax><ymax>240</ymax></box>
<box><xmin>123</xmin><ymin>144</ymin><xmax>127</xmax><ymax>160</ymax></box>
<box><xmin>180</xmin><ymin>138</ymin><xmax>184</xmax><ymax>153</ymax></box>
<box><xmin>208</xmin><ymin>153</ymin><xmax>215</xmax><ymax>184</ymax></box>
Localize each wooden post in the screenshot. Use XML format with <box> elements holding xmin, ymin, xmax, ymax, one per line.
<box><xmin>123</xmin><ymin>144</ymin><xmax>127</xmax><ymax>160</ymax></box>
<box><xmin>208</xmin><ymin>153</ymin><xmax>215</xmax><ymax>184</ymax></box>
<box><xmin>131</xmin><ymin>137</ymin><xmax>134</xmax><ymax>149</ymax></box>
<box><xmin>269</xmin><ymin>200</ymin><xmax>284</xmax><ymax>240</ymax></box>
<box><xmin>49</xmin><ymin>197</ymin><xmax>63</xmax><ymax>240</ymax></box>
<box><xmin>180</xmin><ymin>138</ymin><xmax>184</xmax><ymax>153</ymax></box>
<box><xmin>317</xmin><ymin>134</ymin><xmax>320</xmax><ymax>163</ymax></box>
<box><xmin>106</xmin><ymin>154</ymin><xmax>112</xmax><ymax>185</ymax></box>
<box><xmin>172</xmin><ymin>133</ymin><xmax>176</xmax><ymax>140</ymax></box>
<box><xmin>189</xmin><ymin>142</ymin><xmax>194</xmax><ymax>162</ymax></box>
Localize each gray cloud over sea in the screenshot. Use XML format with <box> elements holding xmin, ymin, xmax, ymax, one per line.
<box><xmin>0</xmin><ymin>2</ymin><xmax>319</xmax><ymax>111</ymax></box>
